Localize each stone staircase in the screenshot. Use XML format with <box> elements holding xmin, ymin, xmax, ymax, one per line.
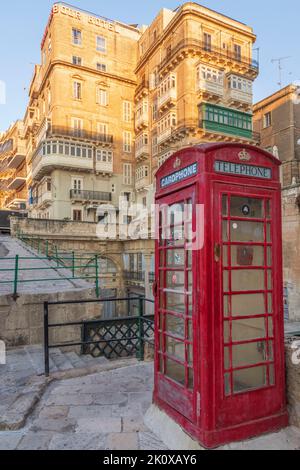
<box><xmin>24</xmin><ymin>345</ymin><xmax>109</xmax><ymax>376</ymax></box>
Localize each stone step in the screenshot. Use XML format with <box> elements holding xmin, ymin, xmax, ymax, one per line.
<box><xmin>64</xmin><ymin>351</ymin><xmax>88</xmax><ymax>369</ymax></box>
<box><xmin>49</xmin><ymin>349</ymin><xmax>75</xmax><ymax>372</ymax></box>
<box><xmin>81</xmin><ymin>354</ymin><xmax>109</xmax><ymax>366</ymax></box>
<box><xmin>24</xmin><ymin>346</ymin><xmax>58</xmax><ymax>376</ymax></box>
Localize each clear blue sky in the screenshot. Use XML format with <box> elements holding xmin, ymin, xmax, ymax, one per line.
<box><xmin>0</xmin><ymin>0</ymin><xmax>299</xmax><ymax>131</ymax></box>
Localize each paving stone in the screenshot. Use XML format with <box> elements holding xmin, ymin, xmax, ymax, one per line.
<box><xmin>49</xmin><ymin>432</ymin><xmax>106</xmax><ymax>451</ymax></box>
<box><xmin>0</xmin><ymin>391</ymin><xmax>43</xmax><ymax>431</ymax></box>
<box><xmin>106</xmin><ymin>432</ymin><xmax>139</xmax><ymax>451</ymax></box>
<box><xmin>123</xmin><ymin>417</ymin><xmax>148</xmax><ymax>433</ymax></box>
<box><xmin>17</xmin><ymin>432</ymin><xmax>54</xmax><ymax>450</ymax></box>
<box><xmin>39</xmin><ymin>406</ymin><xmax>69</xmax><ymax>419</ymax></box>
<box><xmin>0</xmin><ymin>432</ymin><xmax>24</xmax><ymax>450</ymax></box>
<box><xmin>112</xmin><ymin>402</ymin><xmax>143</xmax><ymax>419</ymax></box>
<box><xmin>76</xmin><ymin>418</ymin><xmax>122</xmax><ymax>434</ymax></box>
<box><xmin>92</xmin><ymin>392</ymin><xmax>128</xmax><ymax>406</ymax></box>
<box><xmin>45</xmin><ymin>393</ymin><xmax>94</xmax><ymax>406</ymax></box>
<box><xmin>68</xmin><ymin>405</ymin><xmax>112</xmax><ymax>420</ymax></box>
<box><xmin>138</xmin><ymin>431</ymin><xmax>169</xmax><ymax>451</ymax></box>
<box><xmin>30</xmin><ymin>418</ymin><xmax>76</xmax><ymax>433</ymax></box>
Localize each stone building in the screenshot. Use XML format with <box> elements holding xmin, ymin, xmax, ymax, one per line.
<box><xmin>0</xmin><ymin>121</ymin><xmax>27</xmax><ymax>211</ymax></box>
<box><xmin>0</xmin><ymin>2</ymin><xmax>260</xmax><ymax>303</ymax></box>
<box><xmin>254</xmin><ymin>84</ymin><xmax>300</xmax><ymax>322</ymax></box>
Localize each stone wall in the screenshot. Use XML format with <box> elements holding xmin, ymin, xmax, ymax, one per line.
<box><xmin>0</xmin><ymin>288</ymin><xmax>102</xmax><ymax>349</ymax></box>
<box><xmin>285</xmin><ymin>338</ymin><xmax>300</xmax><ymax>428</ymax></box>
<box><xmin>282</xmin><ymin>185</ymin><xmax>300</xmax><ymax>322</ymax></box>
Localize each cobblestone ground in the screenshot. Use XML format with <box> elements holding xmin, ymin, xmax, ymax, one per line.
<box><xmin>0</xmin><ymin>236</ymin><xmax>92</xmax><ymax>295</ymax></box>
<box><xmin>0</xmin><ymin>361</ymin><xmax>299</xmax><ymax>450</ymax></box>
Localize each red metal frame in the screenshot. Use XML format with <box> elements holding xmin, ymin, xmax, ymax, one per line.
<box><xmin>154</xmin><ymin>143</ymin><xmax>288</xmax><ymax>449</ymax></box>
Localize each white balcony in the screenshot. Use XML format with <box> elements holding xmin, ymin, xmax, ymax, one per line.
<box><xmin>95</xmin><ymin>160</ymin><xmax>114</xmax><ymax>174</ymax></box>
<box><xmin>197</xmin><ymin>79</ymin><xmax>224</xmax><ymax>101</ymax></box>
<box><xmin>227</xmin><ymin>88</ymin><xmax>253</xmax><ymax>106</ymax></box>
<box><xmin>135</xmin><ymin>175</ymin><xmax>150</xmax><ymax>191</ymax></box>
<box><xmin>157</xmin><ymin>128</ymin><xmax>173</xmax><ymax>145</ymax></box>
<box><xmin>36</xmin><ymin>191</ymin><xmax>52</xmax><ymax>209</ymax></box>
<box><xmin>32</xmin><ymin>154</ymin><xmax>94</xmax><ymax>180</ymax></box>
<box><xmin>158</xmin><ymin>88</ymin><xmax>177</xmax><ymax>110</ymax></box>
<box><xmin>135</xmin><ymin>145</ymin><xmax>150</xmax><ymax>160</ymax></box>
<box><xmin>135</xmin><ymin>112</ymin><xmax>149</xmax><ymax>130</ymax></box>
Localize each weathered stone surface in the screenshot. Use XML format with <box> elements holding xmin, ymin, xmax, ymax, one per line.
<box><xmin>49</xmin><ymin>432</ymin><xmax>106</xmax><ymax>451</ymax></box>
<box><xmin>17</xmin><ymin>432</ymin><xmax>54</xmax><ymax>450</ymax></box>
<box><xmin>107</xmin><ymin>432</ymin><xmax>139</xmax><ymax>451</ymax></box>
<box><xmin>92</xmin><ymin>392</ymin><xmax>128</xmax><ymax>406</ymax></box>
<box><xmin>0</xmin><ymin>432</ymin><xmax>24</xmax><ymax>450</ymax></box>
<box><xmin>39</xmin><ymin>406</ymin><xmax>69</xmax><ymax>419</ymax></box>
<box><xmin>68</xmin><ymin>405</ymin><xmax>112</xmax><ymax>420</ymax></box>
<box><xmin>76</xmin><ymin>418</ymin><xmax>122</xmax><ymax>434</ymax></box>
<box><xmin>138</xmin><ymin>431</ymin><xmax>169</xmax><ymax>451</ymax></box>
<box><xmin>30</xmin><ymin>418</ymin><xmax>76</xmax><ymax>433</ymax></box>
<box><xmin>123</xmin><ymin>417</ymin><xmax>148</xmax><ymax>433</ymax></box>
<box><xmin>45</xmin><ymin>393</ymin><xmax>94</xmax><ymax>407</ymax></box>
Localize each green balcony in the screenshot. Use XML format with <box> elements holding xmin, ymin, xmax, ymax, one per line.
<box><xmin>200</xmin><ymin>103</ymin><xmax>254</xmax><ymax>140</ymax></box>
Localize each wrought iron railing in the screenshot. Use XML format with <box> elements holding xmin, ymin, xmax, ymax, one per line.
<box><xmin>47</xmin><ymin>126</ymin><xmax>113</xmax><ymax>144</ymax></box>
<box><xmin>70</xmin><ymin>189</ymin><xmax>112</xmax><ymax>202</ymax></box>
<box><xmin>43</xmin><ymin>297</ymin><xmax>155</xmax><ymax>376</ymax></box>
<box><xmin>158</xmin><ymin>38</ymin><xmax>259</xmax><ymax>73</ymax></box>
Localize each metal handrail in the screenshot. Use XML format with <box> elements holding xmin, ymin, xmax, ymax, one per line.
<box><xmin>44</xmin><ymin>297</ymin><xmax>155</xmax><ymax>376</ymax></box>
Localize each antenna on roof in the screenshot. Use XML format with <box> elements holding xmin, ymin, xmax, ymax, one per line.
<box><xmin>271</xmin><ymin>56</ymin><xmax>291</xmax><ymax>89</ymax></box>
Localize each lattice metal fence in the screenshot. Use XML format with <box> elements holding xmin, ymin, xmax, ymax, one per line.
<box><xmin>82</xmin><ymin>315</ymin><xmax>155</xmax><ymax>359</ymax></box>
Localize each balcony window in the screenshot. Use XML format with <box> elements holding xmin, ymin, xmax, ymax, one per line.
<box><xmin>234</xmin><ymin>44</ymin><xmax>242</xmax><ymax>62</ymax></box>
<box><xmin>229</xmin><ymin>76</ymin><xmax>252</xmax><ymax>94</ymax></box>
<box><xmin>72</xmin><ymin>29</ymin><xmax>82</xmax><ymax>46</ymax></box>
<box><xmin>201</xmin><ymin>104</ymin><xmax>253</xmax><ymax>138</ymax></box>
<box><xmin>97</xmin><ymin>88</ymin><xmax>108</xmax><ymax>106</ymax></box>
<box><xmin>197</xmin><ymin>65</ymin><xmax>224</xmax><ymax>85</ymax></box>
<box><xmin>73</xmin><ymin>81</ymin><xmax>82</xmax><ymax>100</ymax></box>
<box><xmin>96</xmin><ymin>35</ymin><xmax>106</xmax><ymax>53</ymax></box>
<box><xmin>73</xmin><ymin>210</ymin><xmax>82</xmax><ymax>222</ymax></box>
<box><xmin>96</xmin><ymin>150</ymin><xmax>113</xmax><ymax>163</ymax></box>
<box><xmin>123</xmin><ymin>132</ymin><xmax>132</xmax><ymax>153</ymax></box>
<box><xmin>204</xmin><ymin>33</ymin><xmax>212</xmax><ymax>52</ymax></box>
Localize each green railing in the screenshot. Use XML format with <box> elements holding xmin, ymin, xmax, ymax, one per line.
<box><xmin>0</xmin><ymin>232</ymin><xmax>102</xmax><ymax>298</ymax></box>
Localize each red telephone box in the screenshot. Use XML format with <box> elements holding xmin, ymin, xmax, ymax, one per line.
<box><xmin>154</xmin><ymin>143</ymin><xmax>288</xmax><ymax>449</ymax></box>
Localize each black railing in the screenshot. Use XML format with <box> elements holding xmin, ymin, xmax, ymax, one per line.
<box><xmin>70</xmin><ymin>189</ymin><xmax>112</xmax><ymax>202</ymax></box>
<box><xmin>47</xmin><ymin>126</ymin><xmax>113</xmax><ymax>144</ymax></box>
<box><xmin>43</xmin><ymin>297</ymin><xmax>155</xmax><ymax>376</ymax></box>
<box><xmin>158</xmin><ymin>38</ymin><xmax>259</xmax><ymax>73</ymax></box>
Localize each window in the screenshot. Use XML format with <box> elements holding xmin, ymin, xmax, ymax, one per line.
<box><xmin>73</xmin><ymin>81</ymin><xmax>82</xmax><ymax>100</ymax></box>
<box><xmin>234</xmin><ymin>44</ymin><xmax>242</xmax><ymax>61</ymax></box>
<box><xmin>201</xmin><ymin>104</ymin><xmax>253</xmax><ymax>135</ymax></box>
<box><xmin>123</xmin><ymin>163</ymin><xmax>132</xmax><ymax>185</ymax></box>
<box><xmin>197</xmin><ymin>65</ymin><xmax>224</xmax><ymax>86</ymax></box>
<box><xmin>263</xmin><ymin>112</ymin><xmax>272</xmax><ymax>128</ymax></box>
<box><xmin>72</xmin><ymin>178</ymin><xmax>83</xmax><ymax>191</ymax></box>
<box><xmin>72</xmin><ymin>29</ymin><xmax>82</xmax><ymax>46</ymax></box>
<box><xmin>157</xmin><ymin>113</ymin><xmax>177</xmax><ymax>135</ymax></box>
<box><xmin>73</xmin><ymin>210</ymin><xmax>82</xmax><ymax>222</ymax></box>
<box><xmin>123</xmin><ymin>101</ymin><xmax>132</xmax><ymax>122</ymax></box>
<box><xmin>97</xmin><ymin>63</ymin><xmax>107</xmax><ymax>72</ymax></box>
<box><xmin>123</xmin><ymin>131</ymin><xmax>132</xmax><ymax>153</ymax></box>
<box><xmin>97</xmin><ymin>88</ymin><xmax>108</xmax><ymax>106</ymax></box>
<box><xmin>72</xmin><ymin>56</ymin><xmax>82</xmax><ymax>66</ymax></box>
<box><xmin>136</xmin><ymin>165</ymin><xmax>149</xmax><ymax>181</ymax></box>
<box><xmin>71</xmin><ymin>118</ymin><xmax>83</xmax><ymax>137</ymax></box>
<box><xmin>96</xmin><ymin>149</ymin><xmax>113</xmax><ymax>163</ymax></box>
<box><xmin>229</xmin><ymin>75</ymin><xmax>252</xmax><ymax>94</ymax></box>
<box><xmin>97</xmin><ymin>122</ymin><xmax>108</xmax><ymax>138</ymax></box>
<box><xmin>152</xmin><ymin>133</ymin><xmax>158</xmax><ymax>156</ymax></box>
<box><xmin>96</xmin><ymin>35</ymin><xmax>106</xmax><ymax>53</ymax></box>
<box><xmin>204</xmin><ymin>33</ymin><xmax>212</xmax><ymax>52</ymax></box>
